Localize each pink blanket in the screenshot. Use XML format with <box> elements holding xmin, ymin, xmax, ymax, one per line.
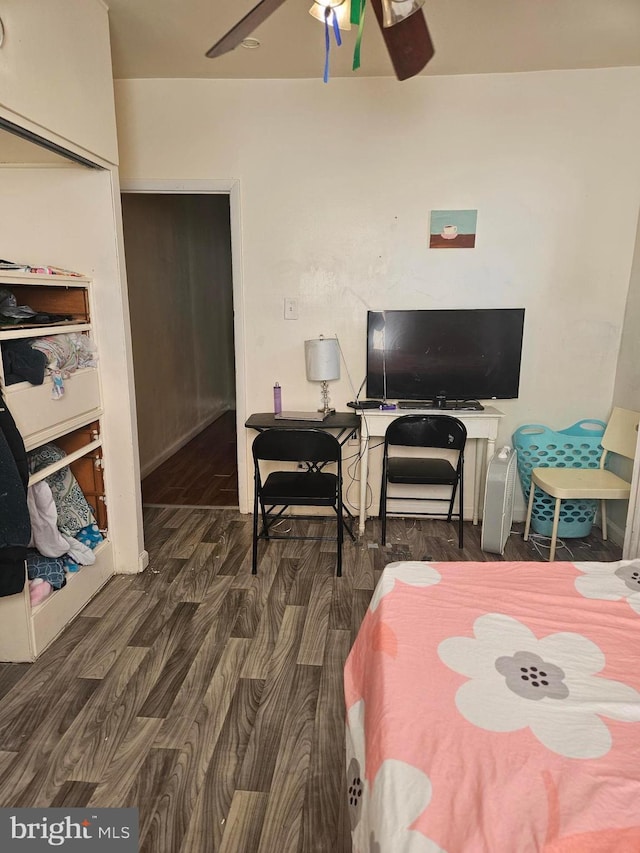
<box><xmin>344</xmin><ymin>560</ymin><xmax>640</xmax><ymax>852</ymax></box>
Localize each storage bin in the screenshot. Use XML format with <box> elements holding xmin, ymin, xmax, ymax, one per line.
<box><xmin>512</xmin><ymin>419</ymin><xmax>606</xmax><ymax>538</ymax></box>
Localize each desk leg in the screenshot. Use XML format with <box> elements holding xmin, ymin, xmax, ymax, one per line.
<box><xmin>473</xmin><ymin>439</ymin><xmax>484</xmax><ymax>525</ymax></box>
<box><xmin>359</xmin><ymin>431</ymin><xmax>369</xmax><ymax>536</ymax></box>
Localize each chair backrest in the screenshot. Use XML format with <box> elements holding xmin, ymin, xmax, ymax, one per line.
<box><xmin>384</xmin><ymin>414</ymin><xmax>467</xmax><ymax>451</ymax></box>
<box><xmin>602</xmin><ymin>407</ymin><xmax>640</xmax><ymax>461</ymax></box>
<box><xmin>252</xmin><ymin>428</ymin><xmax>341</xmax><ymax>464</ymax></box>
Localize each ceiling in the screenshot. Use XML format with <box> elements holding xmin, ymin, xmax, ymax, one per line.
<box><xmin>105</xmin><ymin>0</ymin><xmax>640</xmax><ymax>81</ymax></box>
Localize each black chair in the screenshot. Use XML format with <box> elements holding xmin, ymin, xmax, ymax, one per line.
<box><xmin>251</xmin><ymin>428</ymin><xmax>355</xmax><ymax>576</ymax></box>
<box><xmin>379</xmin><ymin>415</ymin><xmax>467</xmax><ymax>547</ymax></box>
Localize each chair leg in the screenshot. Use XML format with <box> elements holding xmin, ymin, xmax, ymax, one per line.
<box><xmin>380</xmin><ymin>462</ymin><xmax>388</xmax><ymax>545</ymax></box>
<box><xmin>342</xmin><ymin>517</ymin><xmax>356</xmax><ymax>542</ymax></box>
<box><xmin>601</xmin><ymin>500</ymin><xmax>608</xmax><ymax>541</ymax></box>
<box><xmin>524</xmin><ymin>484</ymin><xmax>536</xmax><ymax>541</ymax></box>
<box><xmin>342</xmin><ymin>505</ymin><xmax>357</xmax><ymax>541</ymax></box>
<box><xmin>446</xmin><ymin>482</ymin><xmax>456</xmax><ymax>524</ymax></box>
<box><xmin>458</xmin><ymin>468</ymin><xmax>464</xmax><ymax>549</ymax></box>
<box><xmin>549</xmin><ymin>498</ymin><xmax>561</xmax><ymax>561</ymax></box>
<box><xmin>337</xmin><ymin>499</ymin><xmax>343</xmax><ymax>578</ymax></box>
<box><xmin>252</xmin><ymin>483</ymin><xmax>260</xmax><ymax>575</ymax></box>
<box><xmin>260</xmin><ymin>498</ymin><xmax>269</xmax><ymax>540</ymax></box>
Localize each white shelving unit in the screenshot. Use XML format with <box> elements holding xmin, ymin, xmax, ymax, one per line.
<box><xmin>0</xmin><ymin>271</ymin><xmax>114</xmax><ymax>661</ymax></box>
<box><xmin>0</xmin><ymin>0</ymin><xmax>146</xmax><ymax>662</ymax></box>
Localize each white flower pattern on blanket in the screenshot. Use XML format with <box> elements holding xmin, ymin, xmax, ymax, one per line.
<box><xmin>438</xmin><ymin>613</ymin><xmax>640</xmax><ymax>759</ymax></box>
<box><xmin>369</xmin><ymin>561</ymin><xmax>441</xmax><ymax>612</ymax></box>
<box><xmin>574</xmin><ymin>559</ymin><xmax>640</xmax><ymax>615</ymax></box>
<box><xmin>346</xmin><ymin>700</ymin><xmax>446</xmax><ymax>853</ymax></box>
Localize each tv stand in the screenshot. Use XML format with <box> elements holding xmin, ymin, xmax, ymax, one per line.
<box><xmin>357</xmin><ymin>406</ymin><xmax>504</xmax><ymax>533</ymax></box>
<box><xmin>398</xmin><ymin>400</ymin><xmax>485</xmax><ymax>412</ymax></box>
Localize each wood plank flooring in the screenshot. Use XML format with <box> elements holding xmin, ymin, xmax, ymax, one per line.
<box><xmin>0</xmin><ymin>511</ymin><xmax>622</xmax><ymax>851</ymax></box>
<box><xmin>142</xmin><ymin>410</ymin><xmax>238</xmax><ymax>507</ymax></box>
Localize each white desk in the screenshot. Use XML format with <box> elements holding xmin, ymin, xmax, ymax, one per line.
<box><xmin>357</xmin><ymin>406</ymin><xmax>504</xmax><ymax>535</ymax></box>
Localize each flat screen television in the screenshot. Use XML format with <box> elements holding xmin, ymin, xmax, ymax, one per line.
<box><xmin>366</xmin><ymin>308</ymin><xmax>525</xmax><ymax>402</ymax></box>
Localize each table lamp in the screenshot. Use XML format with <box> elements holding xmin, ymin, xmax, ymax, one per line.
<box><xmin>305</xmin><ymin>336</ymin><xmax>340</xmax><ymax>415</ymax></box>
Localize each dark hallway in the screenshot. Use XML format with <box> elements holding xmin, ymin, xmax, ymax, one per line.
<box><xmin>141</xmin><ymin>411</ymin><xmax>238</xmax><ymax>507</ymax></box>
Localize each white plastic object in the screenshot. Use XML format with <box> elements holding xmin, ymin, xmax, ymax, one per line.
<box><xmin>481</xmin><ymin>446</ymin><xmax>518</xmax><ymax>555</ymax></box>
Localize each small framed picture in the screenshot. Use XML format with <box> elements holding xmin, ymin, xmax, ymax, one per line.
<box><xmin>429</xmin><ymin>209</ymin><xmax>477</xmax><ymax>248</ymax></box>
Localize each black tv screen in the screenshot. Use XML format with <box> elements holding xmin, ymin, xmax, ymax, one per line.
<box><xmin>366</xmin><ymin>308</ymin><xmax>525</xmax><ymax>402</ymax></box>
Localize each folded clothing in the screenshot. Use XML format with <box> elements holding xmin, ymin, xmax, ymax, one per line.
<box><xmin>28</xmin><ymin>443</ymin><xmax>97</xmax><ymax>536</ymax></box>
<box><xmin>76</xmin><ymin>523</ymin><xmax>103</xmax><ymax>549</ymax></box>
<box><xmin>64</xmin><ymin>524</ymin><xmax>103</xmax><ymax>573</ymax></box>
<box><xmin>29</xmin><ymin>578</ymin><xmax>53</xmax><ymax>607</ymax></box>
<box><xmin>26</xmin><ymin>550</ymin><xmax>65</xmax><ymax>590</ymax></box>
<box><xmin>28</xmin><ymin>480</ymin><xmax>70</xmax><ymax>557</ymax></box>
<box><xmin>2</xmin><ymin>340</ymin><xmax>47</xmax><ymax>385</ymax></box>
<box><xmin>0</xmin><ymin>261</ymin><xmax>83</xmax><ymax>277</ymax></box>
<box><xmin>31</xmin><ymin>333</ymin><xmax>97</xmax><ymax>377</ymax></box>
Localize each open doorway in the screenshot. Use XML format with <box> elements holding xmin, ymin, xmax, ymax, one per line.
<box><xmin>121</xmin><ymin>191</ymin><xmax>238</xmax><ymax>508</ymax></box>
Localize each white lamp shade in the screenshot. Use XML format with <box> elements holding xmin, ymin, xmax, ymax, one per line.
<box><xmin>305</xmin><ymin>337</ymin><xmax>340</xmax><ymax>382</ymax></box>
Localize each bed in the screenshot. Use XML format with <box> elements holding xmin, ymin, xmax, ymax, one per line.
<box><xmin>344</xmin><ymin>559</ymin><xmax>640</xmax><ymax>852</ymax></box>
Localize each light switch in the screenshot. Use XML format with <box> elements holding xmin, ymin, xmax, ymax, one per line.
<box><xmin>284</xmin><ymin>298</ymin><xmax>298</xmax><ymax>320</ymax></box>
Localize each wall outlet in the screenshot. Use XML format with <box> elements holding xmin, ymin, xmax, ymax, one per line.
<box><xmin>348</xmin><ymin>430</ymin><xmax>359</xmax><ymax>445</ymax></box>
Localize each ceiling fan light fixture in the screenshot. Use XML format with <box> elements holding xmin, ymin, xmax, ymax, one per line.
<box><xmin>381</xmin><ymin>0</ymin><xmax>425</xmax><ymax>28</ymax></box>
<box><xmin>240</xmin><ymin>37</ymin><xmax>261</xmax><ymax>49</ymax></box>
<box><xmin>309</xmin><ymin>0</ymin><xmax>352</xmax><ymax>31</ymax></box>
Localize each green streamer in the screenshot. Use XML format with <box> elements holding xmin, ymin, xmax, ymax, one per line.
<box><xmin>352</xmin><ymin>0</ymin><xmax>366</xmax><ymax>70</ymax></box>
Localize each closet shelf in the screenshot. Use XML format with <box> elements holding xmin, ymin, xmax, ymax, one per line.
<box><xmin>28</xmin><ymin>541</ymin><xmax>114</xmax><ymax>656</ymax></box>
<box><xmin>0</xmin><ymin>271</ymin><xmax>91</xmax><ymax>287</ymax></box>
<box><xmin>2</xmin><ymin>352</ymin><xmax>101</xmax><ymax>448</ymax></box>
<box><xmin>22</xmin><ymin>408</ymin><xmax>103</xmax><ymax>452</ymax></box>
<box><xmin>0</xmin><ymin>322</ymin><xmax>91</xmax><ymax>340</ymax></box>
<box><xmin>4</xmin><ymin>364</ymin><xmax>97</xmax><ymax>394</ymax></box>
<box><xmin>28</xmin><ymin>437</ymin><xmax>102</xmax><ymax>486</ymax></box>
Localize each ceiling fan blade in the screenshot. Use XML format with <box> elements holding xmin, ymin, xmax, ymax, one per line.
<box><xmin>369</xmin><ymin>0</ymin><xmax>435</xmax><ymax>81</ymax></box>
<box><xmin>206</xmin><ymin>0</ymin><xmax>289</xmax><ymax>58</ymax></box>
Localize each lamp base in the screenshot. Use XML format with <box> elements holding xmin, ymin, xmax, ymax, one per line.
<box><xmin>318</xmin><ymin>380</ymin><xmax>336</xmax><ymax>417</ymax></box>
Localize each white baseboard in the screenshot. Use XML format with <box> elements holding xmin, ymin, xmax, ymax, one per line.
<box><xmin>604</xmin><ymin>518</ymin><xmax>626</xmax><ymax>548</ymax></box>
<box><xmin>140</xmin><ymin>406</ymin><xmax>230</xmax><ymax>478</ymax></box>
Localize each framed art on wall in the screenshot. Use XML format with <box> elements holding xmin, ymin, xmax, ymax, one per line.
<box><xmin>429</xmin><ymin>209</ymin><xmax>477</xmax><ymax>248</ymax></box>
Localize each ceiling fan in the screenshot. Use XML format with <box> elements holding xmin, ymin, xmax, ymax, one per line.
<box><xmin>206</xmin><ymin>0</ymin><xmax>435</xmax><ymax>81</ymax></box>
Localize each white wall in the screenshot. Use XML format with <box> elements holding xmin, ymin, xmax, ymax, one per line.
<box><xmin>114</xmin><ymin>69</ymin><xmax>640</xmax><ymax>515</ymax></box>
<box><xmin>121</xmin><ymin>192</ymin><xmax>235</xmax><ymax>475</ymax></box>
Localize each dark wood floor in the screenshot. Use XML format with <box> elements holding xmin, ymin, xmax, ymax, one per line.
<box><xmin>142</xmin><ymin>410</ymin><xmax>238</xmax><ymax>507</ymax></box>
<box><xmin>0</xmin><ymin>511</ymin><xmax>622</xmax><ymax>851</ymax></box>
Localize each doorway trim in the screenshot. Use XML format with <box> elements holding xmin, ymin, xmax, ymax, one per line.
<box><xmin>120</xmin><ymin>178</ymin><xmax>249</xmax><ymax>514</ymax></box>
